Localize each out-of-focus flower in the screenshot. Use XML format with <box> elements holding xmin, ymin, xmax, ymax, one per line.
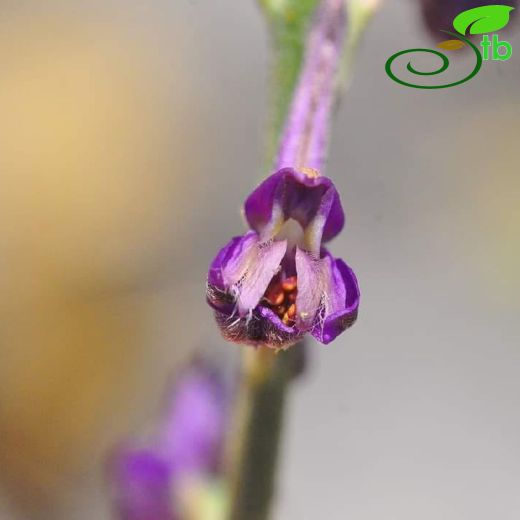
<box><xmin>207</xmin><ymin>167</ymin><xmax>359</xmax><ymax>350</ymax></box>
<box><xmin>420</xmin><ymin>0</ymin><xmax>517</xmax><ymax>38</ymax></box>
<box><xmin>112</xmin><ymin>450</ymin><xmax>172</xmax><ymax>520</ymax></box>
<box><xmin>157</xmin><ymin>364</ymin><xmax>226</xmax><ymax>476</ymax></box>
<box><xmin>109</xmin><ymin>362</ymin><xmax>227</xmax><ymax>520</ymax></box>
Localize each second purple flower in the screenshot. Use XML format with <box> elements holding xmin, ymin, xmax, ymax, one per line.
<box><xmin>207</xmin><ymin>167</ymin><xmax>359</xmax><ymax>349</ymax></box>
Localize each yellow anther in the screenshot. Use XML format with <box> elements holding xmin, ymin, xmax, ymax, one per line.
<box><xmin>300</xmin><ymin>167</ymin><xmax>320</xmax><ymax>179</ymax></box>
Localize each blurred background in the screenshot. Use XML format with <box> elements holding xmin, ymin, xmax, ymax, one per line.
<box><xmin>1</xmin><ymin>0</ymin><xmax>519</xmax><ymax>518</ymax></box>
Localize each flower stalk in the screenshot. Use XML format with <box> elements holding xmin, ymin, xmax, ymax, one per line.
<box><xmin>227</xmin><ymin>348</ymin><xmax>297</xmax><ymax>520</ymax></box>
<box><xmin>223</xmin><ymin>0</ymin><xmax>368</xmax><ymax>519</ymax></box>
<box><xmin>276</xmin><ymin>0</ymin><xmax>347</xmax><ymax>172</ymax></box>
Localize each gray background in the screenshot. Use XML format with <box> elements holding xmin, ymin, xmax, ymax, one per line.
<box><xmin>1</xmin><ymin>0</ymin><xmax>519</xmax><ymax>519</ymax></box>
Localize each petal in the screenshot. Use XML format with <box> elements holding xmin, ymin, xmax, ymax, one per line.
<box><xmin>321</xmin><ymin>186</ymin><xmax>344</xmax><ymax>242</ymax></box>
<box><xmin>244</xmin><ymin>167</ymin><xmax>344</xmax><ymax>243</ymax></box>
<box><xmin>207</xmin><ymin>234</ymin><xmax>254</xmax><ymax>313</ymax></box>
<box><xmin>295</xmin><ymin>248</ymin><xmax>359</xmax><ymax>344</ymax></box>
<box><xmin>312</xmin><ymin>255</ymin><xmax>359</xmax><ymax>345</ymax></box>
<box><xmin>213</xmin><ymin>306</ymin><xmax>303</xmax><ymax>349</ymax></box>
<box><xmin>243</xmin><ymin>169</ymin><xmax>285</xmax><ymax>237</ymax></box>
<box><xmin>258</xmin><ymin>306</ymin><xmax>305</xmax><ymax>349</ymax></box>
<box><xmin>207</xmin><ymin>232</ymin><xmax>287</xmax><ymax>317</ymax></box>
<box><xmin>207</xmin><ymin>235</ymin><xmax>244</xmax><ymax>290</ymax></box>
<box><xmin>294</xmin><ymin>248</ymin><xmax>328</xmax><ymax>330</ymax></box>
<box><xmin>158</xmin><ymin>363</ymin><xmax>226</xmax><ymax>476</ymax></box>
<box><xmin>231</xmin><ymin>239</ymin><xmax>287</xmax><ymax>317</ymax></box>
<box><xmin>303</xmin><ymin>185</ymin><xmax>337</xmax><ymax>253</ymax></box>
<box><xmin>111</xmin><ymin>448</ymin><xmax>173</xmax><ymax>520</ymax></box>
<box><xmin>206</xmin><ymin>233</ymin><xmax>256</xmax><ymax>314</ymax></box>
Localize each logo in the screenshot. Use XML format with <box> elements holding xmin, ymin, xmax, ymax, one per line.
<box><xmin>385</xmin><ymin>5</ymin><xmax>515</xmax><ymax>89</ymax></box>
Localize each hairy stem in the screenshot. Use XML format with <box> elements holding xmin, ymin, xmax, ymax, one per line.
<box><xmin>227</xmin><ymin>347</ymin><xmax>302</xmax><ymax>520</ymax></box>
<box><xmin>276</xmin><ymin>0</ymin><xmax>347</xmax><ymax>172</ymax></box>
<box><xmin>226</xmin><ymin>1</ymin><xmax>379</xmax><ymax>519</ymax></box>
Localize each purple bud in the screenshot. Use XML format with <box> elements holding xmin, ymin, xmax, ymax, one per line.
<box><xmin>111</xmin><ymin>449</ymin><xmax>174</xmax><ymax>520</ymax></box>
<box><xmin>109</xmin><ymin>363</ymin><xmax>227</xmax><ymax>520</ymax></box>
<box><xmin>157</xmin><ymin>363</ymin><xmax>227</xmax><ymax>477</ymax></box>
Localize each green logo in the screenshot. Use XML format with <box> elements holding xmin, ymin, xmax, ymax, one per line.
<box><xmin>385</xmin><ymin>5</ymin><xmax>515</xmax><ymax>89</ymax></box>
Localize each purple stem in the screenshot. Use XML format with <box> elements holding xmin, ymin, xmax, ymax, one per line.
<box><xmin>276</xmin><ymin>0</ymin><xmax>347</xmax><ymax>172</ymax></box>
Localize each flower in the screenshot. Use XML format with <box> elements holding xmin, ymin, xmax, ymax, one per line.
<box><xmin>207</xmin><ymin>167</ymin><xmax>359</xmax><ymax>350</ymax></box>
<box><xmin>111</xmin><ymin>449</ymin><xmax>172</xmax><ymax>520</ymax></box>
<box><xmin>157</xmin><ymin>363</ymin><xmax>226</xmax><ymax>476</ymax></box>
<box><xmin>109</xmin><ymin>362</ymin><xmax>227</xmax><ymax>520</ymax></box>
<box><xmin>207</xmin><ymin>0</ymin><xmax>359</xmax><ymax>350</ymax></box>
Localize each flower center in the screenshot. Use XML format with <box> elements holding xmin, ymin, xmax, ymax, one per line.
<box><xmin>262</xmin><ymin>276</ymin><xmax>298</xmax><ymax>326</ymax></box>
<box><xmin>274</xmin><ymin>218</ymin><xmax>305</xmax><ymax>250</ymax></box>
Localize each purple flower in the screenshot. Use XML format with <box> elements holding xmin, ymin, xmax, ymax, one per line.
<box><xmin>111</xmin><ymin>449</ymin><xmax>172</xmax><ymax>520</ymax></box>
<box><xmin>207</xmin><ymin>0</ymin><xmax>359</xmax><ymax>350</ymax></box>
<box><xmin>109</xmin><ymin>362</ymin><xmax>227</xmax><ymax>520</ymax></box>
<box><xmin>207</xmin><ymin>167</ymin><xmax>359</xmax><ymax>349</ymax></box>
<box><xmin>157</xmin><ymin>364</ymin><xmax>226</xmax><ymax>476</ymax></box>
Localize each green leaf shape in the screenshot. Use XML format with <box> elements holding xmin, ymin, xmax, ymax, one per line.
<box><xmin>453</xmin><ymin>5</ymin><xmax>515</xmax><ymax>36</ymax></box>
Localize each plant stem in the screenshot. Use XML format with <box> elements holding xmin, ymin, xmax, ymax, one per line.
<box><xmin>276</xmin><ymin>0</ymin><xmax>347</xmax><ymax>172</ymax></box>
<box><xmin>227</xmin><ymin>346</ymin><xmax>301</xmax><ymax>520</ymax></box>
<box><xmin>226</xmin><ymin>1</ymin><xmax>380</xmax><ymax>519</ymax></box>
<box><xmin>226</xmin><ymin>2</ymin><xmax>318</xmax><ymax>517</ymax></box>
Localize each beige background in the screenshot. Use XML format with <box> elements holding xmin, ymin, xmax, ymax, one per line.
<box><xmin>0</xmin><ymin>0</ymin><xmax>519</xmax><ymax>518</ymax></box>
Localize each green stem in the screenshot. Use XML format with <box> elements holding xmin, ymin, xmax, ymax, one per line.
<box><xmin>225</xmin><ymin>2</ymin><xmax>380</xmax><ymax>520</ymax></box>
<box><xmin>226</xmin><ymin>4</ymin><xmax>317</xmax><ymax>519</ymax></box>
<box><xmin>340</xmin><ymin>0</ymin><xmax>381</xmax><ymax>89</ymax></box>
<box><xmin>227</xmin><ymin>347</ymin><xmax>301</xmax><ymax>520</ymax></box>
<box><xmin>261</xmin><ymin>0</ymin><xmax>320</xmax><ymax>167</ymax></box>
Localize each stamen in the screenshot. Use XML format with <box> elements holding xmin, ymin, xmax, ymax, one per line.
<box><xmin>262</xmin><ymin>276</ymin><xmax>298</xmax><ymax>326</ymax></box>
<box><xmin>264</xmin><ymin>288</ymin><xmax>284</xmax><ymax>306</ymax></box>
<box><xmin>276</xmin><ymin>305</ymin><xmax>287</xmax><ymax>316</ymax></box>
<box><xmin>282</xmin><ymin>276</ymin><xmax>297</xmax><ymax>292</ymax></box>
<box><xmin>300</xmin><ymin>167</ymin><xmax>320</xmax><ymax>179</ymax></box>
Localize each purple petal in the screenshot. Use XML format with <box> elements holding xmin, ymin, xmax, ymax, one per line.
<box><xmin>295</xmin><ymin>248</ymin><xmax>359</xmax><ymax>344</ymax></box>
<box><xmin>303</xmin><ymin>185</ymin><xmax>338</xmax><ymax>253</ymax></box>
<box><xmin>158</xmin><ymin>363</ymin><xmax>226</xmax><ymax>477</ymax></box>
<box><xmin>207</xmin><ymin>232</ymin><xmax>287</xmax><ymax>317</ymax></box>
<box><xmin>232</xmin><ymin>240</ymin><xmax>287</xmax><ymax>317</ymax></box>
<box><xmin>294</xmin><ymin>248</ymin><xmax>329</xmax><ymax>331</ymax></box>
<box><xmin>312</xmin><ymin>254</ymin><xmax>359</xmax><ymax>345</ymax></box>
<box><xmin>243</xmin><ymin>170</ymin><xmax>285</xmax><ymax>237</ymax></box>
<box><xmin>111</xmin><ymin>449</ymin><xmax>173</xmax><ymax>520</ymax></box>
<box><xmin>207</xmin><ymin>231</ymin><xmax>303</xmax><ymax>348</ymax></box>
<box><xmin>244</xmin><ymin>168</ymin><xmax>344</xmax><ymax>244</ymax></box>
<box><xmin>207</xmin><ymin>235</ymin><xmax>244</xmax><ymax>290</ymax></box>
<box><xmin>213</xmin><ymin>306</ymin><xmax>303</xmax><ymax>349</ymax></box>
<box><xmin>109</xmin><ymin>363</ymin><xmax>229</xmax><ymax>520</ymax></box>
